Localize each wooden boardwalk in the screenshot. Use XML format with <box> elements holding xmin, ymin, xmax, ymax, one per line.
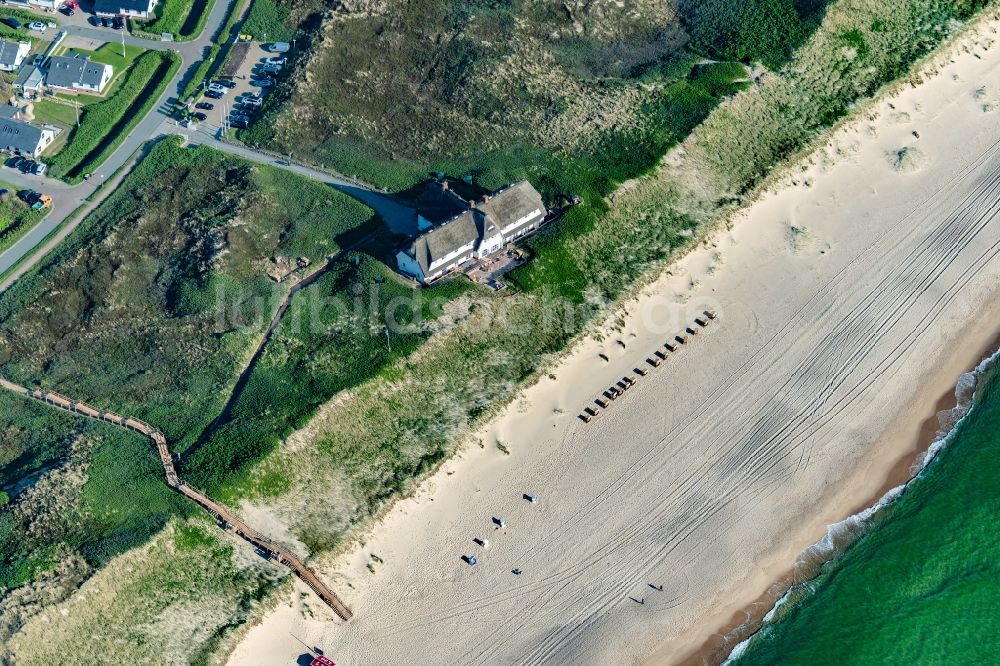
<box><xmin>0</xmin><ymin>377</ymin><xmax>353</xmax><ymax>621</ymax></box>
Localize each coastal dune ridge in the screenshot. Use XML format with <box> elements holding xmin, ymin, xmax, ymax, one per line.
<box><xmin>228</xmin><ymin>14</ymin><xmax>1000</xmax><ymax>666</ymax></box>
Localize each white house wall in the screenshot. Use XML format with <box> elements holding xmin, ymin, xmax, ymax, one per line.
<box><xmin>500</xmin><ymin>208</ymin><xmax>542</xmax><ymax>235</ymax></box>
<box><xmin>428</xmin><ymin>239</ymin><xmax>475</xmax><ymax>272</ymax></box>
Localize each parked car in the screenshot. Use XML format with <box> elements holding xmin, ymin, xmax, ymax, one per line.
<box><xmin>6</xmin><ymin>156</ymin><xmax>25</xmax><ymax>169</ymax></box>
<box><xmin>33</xmin><ymin>162</ymin><xmax>46</xmax><ymax>176</ymax></box>
<box><xmin>19</xmin><ymin>160</ymin><xmax>36</xmax><ymax>173</ymax></box>
<box><xmin>195</xmin><ymin>102</ymin><xmax>214</xmax><ymax>110</ymax></box>
<box><xmin>4</xmin><ymin>18</ymin><xmax>21</xmax><ymax>30</ymax></box>
<box><xmin>251</xmin><ymin>78</ymin><xmax>274</xmax><ymax>88</ymax></box>
<box><xmin>191</xmin><ymin>111</ymin><xmax>208</xmax><ymax>122</ymax></box>
<box><xmin>205</xmin><ymin>90</ymin><xmax>223</xmax><ymax>99</ymax></box>
<box><xmin>112</xmin><ymin>16</ymin><xmax>124</xmax><ymax>29</ymax></box>
<box><xmin>259</xmin><ymin>64</ymin><xmax>281</xmax><ymax>74</ymax></box>
<box><xmin>267</xmin><ymin>42</ymin><xmax>290</xmax><ymax>53</ymax></box>
<box><xmin>230</xmin><ymin>119</ymin><xmax>249</xmax><ymax>129</ymax></box>
<box><xmin>102</xmin><ymin>17</ymin><xmax>114</xmax><ymax>28</ymax></box>
<box><xmin>60</xmin><ymin>5</ymin><xmax>75</xmax><ymax>15</ymax></box>
<box><xmin>28</xmin><ymin>21</ymin><xmax>46</xmax><ymax>32</ymax></box>
<box><xmin>264</xmin><ymin>56</ymin><xmax>287</xmax><ymax>66</ymax></box>
<box><xmin>242</xmin><ymin>94</ymin><xmax>262</xmax><ymax>105</ymax></box>
<box><xmin>230</xmin><ymin>113</ymin><xmax>250</xmax><ymax>123</ymax></box>
<box><xmin>207</xmin><ymin>82</ymin><xmax>226</xmax><ymax>94</ymax></box>
<box><xmin>217</xmin><ymin>79</ymin><xmax>236</xmax><ymax>89</ymax></box>
<box><xmin>88</xmin><ymin>16</ymin><xmax>102</xmax><ymax>26</ymax></box>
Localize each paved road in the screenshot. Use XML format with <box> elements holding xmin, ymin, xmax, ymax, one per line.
<box><xmin>0</xmin><ymin>0</ymin><xmax>408</xmax><ymax>290</ymax></box>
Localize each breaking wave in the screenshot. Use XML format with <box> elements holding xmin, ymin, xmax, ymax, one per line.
<box><xmin>722</xmin><ymin>347</ymin><xmax>1000</xmax><ymax>665</ymax></box>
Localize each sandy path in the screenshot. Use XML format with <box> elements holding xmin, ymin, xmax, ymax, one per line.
<box><xmin>228</xmin><ymin>22</ymin><xmax>1000</xmax><ymax>666</ymax></box>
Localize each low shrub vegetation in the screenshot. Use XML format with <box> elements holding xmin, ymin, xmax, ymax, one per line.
<box><xmin>241</xmin><ymin>0</ymin><xmax>295</xmax><ymax>42</ymax></box>
<box><xmin>0</xmin><ymin>137</ymin><xmax>373</xmax><ymax>590</ymax></box>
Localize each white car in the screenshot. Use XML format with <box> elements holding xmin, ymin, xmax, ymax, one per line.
<box><xmin>207</xmin><ymin>82</ymin><xmax>227</xmax><ymax>94</ymax></box>
<box><xmin>264</xmin><ymin>56</ymin><xmax>286</xmax><ymax>66</ymax></box>
<box><xmin>28</xmin><ymin>21</ymin><xmax>46</xmax><ymax>32</ymax></box>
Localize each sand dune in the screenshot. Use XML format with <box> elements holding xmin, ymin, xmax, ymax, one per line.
<box><xmin>228</xmin><ymin>21</ymin><xmax>1000</xmax><ymax>666</ymax></box>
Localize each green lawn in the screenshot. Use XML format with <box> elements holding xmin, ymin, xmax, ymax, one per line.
<box><xmin>87</xmin><ymin>43</ymin><xmax>146</xmax><ymax>71</ymax></box>
<box><xmin>32</xmin><ymin>99</ymin><xmax>78</xmax><ymax>127</ymax></box>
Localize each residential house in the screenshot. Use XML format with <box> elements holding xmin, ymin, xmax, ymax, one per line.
<box><xmin>396</xmin><ymin>180</ymin><xmax>547</xmax><ymax>284</ymax></box>
<box><xmin>13</xmin><ymin>65</ymin><xmax>44</xmax><ymax>98</ymax></box>
<box><xmin>94</xmin><ymin>0</ymin><xmax>158</xmax><ymax>19</ymax></box>
<box><xmin>0</xmin><ymin>105</ymin><xmax>56</xmax><ymax>157</ymax></box>
<box><xmin>46</xmin><ymin>55</ymin><xmax>113</xmax><ymax>94</ymax></box>
<box><xmin>0</xmin><ymin>41</ymin><xmax>30</xmax><ymax>73</ymax></box>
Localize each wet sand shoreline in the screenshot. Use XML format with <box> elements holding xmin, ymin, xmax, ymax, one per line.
<box><xmin>676</xmin><ymin>322</ymin><xmax>1000</xmax><ymax>666</ymax></box>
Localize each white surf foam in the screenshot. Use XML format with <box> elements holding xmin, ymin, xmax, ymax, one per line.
<box><xmin>721</xmin><ymin>347</ymin><xmax>1000</xmax><ymax>664</ymax></box>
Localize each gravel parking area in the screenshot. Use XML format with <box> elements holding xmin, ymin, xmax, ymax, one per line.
<box><xmin>193</xmin><ymin>42</ymin><xmax>281</xmax><ymax>131</ymax></box>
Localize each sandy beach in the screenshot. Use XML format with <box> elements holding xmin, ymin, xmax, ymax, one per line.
<box><xmin>227</xmin><ymin>19</ymin><xmax>1000</xmax><ymax>666</ymax></box>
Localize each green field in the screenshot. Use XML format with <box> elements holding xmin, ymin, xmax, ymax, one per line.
<box><xmin>738</xmin><ymin>360</ymin><xmax>1000</xmax><ymax>665</ymax></box>
<box><xmin>47</xmin><ymin>50</ymin><xmax>180</xmax><ymax>182</ymax></box>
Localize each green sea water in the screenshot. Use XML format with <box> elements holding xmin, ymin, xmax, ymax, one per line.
<box><xmin>737</xmin><ymin>355</ymin><xmax>1000</xmax><ymax>665</ymax></box>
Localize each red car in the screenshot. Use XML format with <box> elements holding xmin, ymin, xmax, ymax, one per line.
<box><xmin>311</xmin><ymin>657</ymin><xmax>335</xmax><ymax>666</ymax></box>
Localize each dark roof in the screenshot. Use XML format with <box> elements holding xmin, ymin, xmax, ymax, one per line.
<box><xmin>415</xmin><ymin>181</ymin><xmax>469</xmax><ymax>224</ymax></box>
<box><xmin>93</xmin><ymin>0</ymin><xmax>155</xmax><ymax>13</ymax></box>
<box><xmin>0</xmin><ymin>116</ymin><xmax>45</xmax><ymax>153</ymax></box>
<box><xmin>0</xmin><ymin>40</ymin><xmax>25</xmax><ymax>67</ymax></box>
<box><xmin>46</xmin><ymin>55</ymin><xmax>111</xmax><ymax>89</ymax></box>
